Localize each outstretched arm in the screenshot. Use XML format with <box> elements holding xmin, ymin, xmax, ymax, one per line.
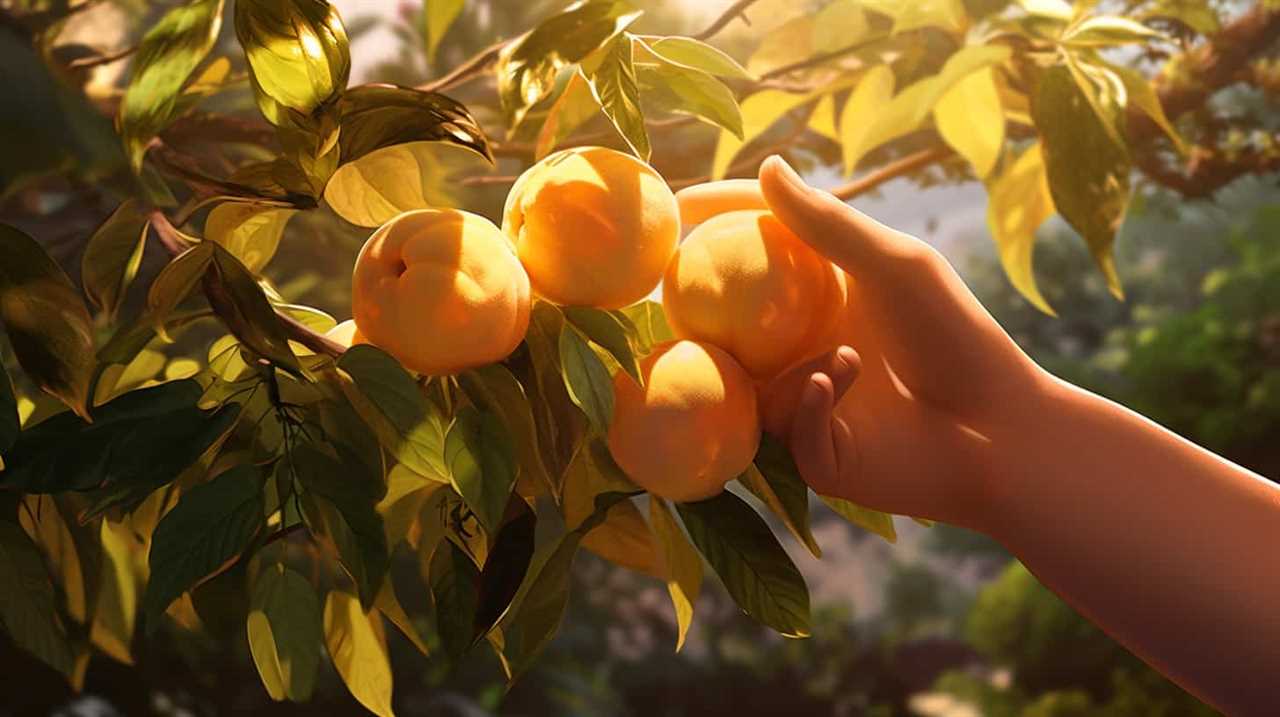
<box><xmin>723</xmin><ymin>156</ymin><xmax>1280</xmax><ymax>715</ymax></box>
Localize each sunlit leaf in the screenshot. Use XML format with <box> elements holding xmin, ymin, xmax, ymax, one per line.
<box><xmin>558</xmin><ymin>323</ymin><xmax>615</xmax><ymax>434</ymax></box>
<box><xmin>143</xmin><ymin>464</ymin><xmax>265</xmax><ymax>628</ymax></box>
<box><xmin>711</xmin><ymin>89</ymin><xmax>810</xmax><ymax>180</ymax></box>
<box><xmin>808</xmin><ymin>94</ymin><xmax>839</xmax><ymax>142</ymax></box>
<box><xmin>324</xmin><ymin>590</ymin><xmax>394</xmax><ymax>717</ymax></box>
<box><xmin>934</xmin><ymin>66</ymin><xmax>1004</xmax><ymax>178</ymax></box>
<box><xmin>839</xmin><ymin>64</ymin><xmax>896</xmax><ymax>175</ymax></box>
<box><xmin>205</xmin><ymin>203</ymin><xmax>297</xmax><ymax>273</ymax></box>
<box><xmin>146</xmin><ymin>242</ymin><xmax>215</xmax><ymax>340</ymax></box>
<box><xmin>618</xmin><ymin>300</ymin><xmax>673</xmax><ymax>354</ymax></box>
<box><xmin>742</xmin><ymin>435</ymin><xmax>821</xmax><ymax>558</ymax></box>
<box><xmin>648</xmin><ymin>498</ymin><xmax>701</xmax><ymax>651</ymax></box>
<box><xmin>323</xmin><ymin>141</ymin><xmax>481</xmax><ymax>227</ymax></box>
<box><xmin>677</xmin><ymin>491</ymin><xmax>810</xmax><ymax>637</ymax></box>
<box><xmin>562</xmin><ymin>306</ymin><xmax>642</xmax><ymax>383</ymax></box>
<box><xmin>1015</xmin><ymin>0</ymin><xmax>1073</xmax><ymax>21</ymax></box>
<box><xmin>338</xmin><ymin>345</ymin><xmax>448</xmax><ymax>479</ymax></box>
<box><xmin>235</xmin><ymin>0</ymin><xmax>351</xmax><ymax>117</ymax></box>
<box><xmin>1062</xmin><ymin>15</ymin><xmax>1163</xmax><ymax>46</ymax></box>
<box><xmin>205</xmin><ymin>244</ymin><xmax>299</xmax><ymax>371</ymax></box>
<box><xmin>535</xmin><ymin>69</ymin><xmax>601</xmax><ymax>159</ymax></box>
<box><xmin>0</xmin><ymin>224</ymin><xmax>95</xmax><ymax>419</ymax></box>
<box><xmin>457</xmin><ymin>363</ymin><xmax>555</xmax><ymax>496</ymax></box>
<box><xmin>0</xmin><ymin>521</ymin><xmax>75</xmax><ymax>677</ymax></box>
<box><xmin>119</xmin><ymin>0</ymin><xmax>225</xmax><ymax>170</ymax></box>
<box><xmin>986</xmin><ymin>142</ymin><xmax>1056</xmax><ymax>314</ymax></box>
<box><xmin>424</xmin><ymin>0</ymin><xmax>465</xmax><ymax>63</ymax></box>
<box><xmin>445</xmin><ymin>406</ymin><xmax>519</xmax><ymax>535</ymax></box>
<box><xmin>821</xmin><ymin>495</ymin><xmax>896</xmax><ymax>542</ymax></box>
<box><xmin>18</xmin><ymin>496</ymin><xmax>92</xmax><ymax>626</ymax></box>
<box><xmin>374</xmin><ymin>577</ymin><xmax>430</xmax><ymax>655</ymax></box>
<box><xmin>746</xmin><ymin>16</ymin><xmax>815</xmax><ymax>77</ymax></box>
<box><xmin>586</xmin><ymin>34</ymin><xmax>650</xmax><ymax>160</ymax></box>
<box><xmin>82</xmin><ymin>200</ymin><xmax>151</xmax><ymax>317</ymax></box>
<box><xmin>813</xmin><ymin>0</ymin><xmax>871</xmax><ymax>52</ymax></box>
<box><xmin>562</xmin><ymin>443</ymin><xmax>657</xmax><ymax>575</ymax></box>
<box><xmin>336</xmin><ymin>83</ymin><xmax>492</xmax><ymax>164</ymax></box>
<box><xmin>636</xmin><ymin>61</ymin><xmax>743</xmax><ymax>139</ymax></box>
<box><xmin>496</xmin><ymin>0</ymin><xmax>641</xmax><ymax>127</ymax></box>
<box><xmin>859</xmin><ymin>0</ymin><xmax>967</xmax><ymax>34</ymax></box>
<box><xmin>522</xmin><ymin>302</ymin><xmax>588</xmax><ymax>486</ymax></box>
<box><xmin>248</xmin><ymin>563</ymin><xmax>322</xmax><ymax>702</ymax></box>
<box><xmin>91</xmin><ymin>519</ymin><xmax>142</xmax><ymax>665</ymax></box>
<box><xmin>1098</xmin><ymin>60</ymin><xmax>1187</xmax><ymax>154</ymax></box>
<box><xmin>1032</xmin><ymin>65</ymin><xmax>1129</xmax><ymax>298</ymax></box>
<box><xmin>643</xmin><ymin>36</ymin><xmax>751</xmax><ymax>79</ymax></box>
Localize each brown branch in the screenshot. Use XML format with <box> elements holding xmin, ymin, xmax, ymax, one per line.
<box><xmin>418</xmin><ymin>39</ymin><xmax>507</xmax><ymax>94</ymax></box>
<box><xmin>831</xmin><ymin>146</ymin><xmax>957</xmax><ymax>201</ymax></box>
<box><xmin>67</xmin><ymin>44</ymin><xmax>136</xmax><ymax>70</ymax></box>
<box><xmin>694</xmin><ymin>0</ymin><xmax>763</xmax><ymax>40</ymax></box>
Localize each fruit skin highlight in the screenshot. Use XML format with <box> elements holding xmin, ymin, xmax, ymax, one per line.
<box><xmin>662</xmin><ymin>208</ymin><xmax>848</xmax><ymax>381</ymax></box>
<box><xmin>351</xmin><ymin>208</ymin><xmax>531</xmax><ymax>375</ymax></box>
<box><xmin>607</xmin><ymin>340</ymin><xmax>760</xmax><ymax>503</ymax></box>
<box><xmin>502</xmin><ymin>146</ymin><xmax>680</xmax><ymax>309</ymax></box>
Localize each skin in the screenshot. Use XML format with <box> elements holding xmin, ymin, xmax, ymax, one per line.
<box><xmin>693</xmin><ymin>156</ymin><xmax>1280</xmax><ymax>715</ymax></box>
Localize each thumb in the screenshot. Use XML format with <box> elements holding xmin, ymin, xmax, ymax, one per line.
<box><xmin>758</xmin><ymin>155</ymin><xmax>925</xmax><ymax>275</ymax></box>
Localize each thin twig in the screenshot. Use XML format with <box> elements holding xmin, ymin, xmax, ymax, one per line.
<box><xmin>694</xmin><ymin>0</ymin><xmax>762</xmax><ymax>40</ymax></box>
<box><xmin>418</xmin><ymin>39</ymin><xmax>508</xmax><ymax>94</ymax></box>
<box><xmin>831</xmin><ymin>146</ymin><xmax>956</xmax><ymax>200</ymax></box>
<box><xmin>67</xmin><ymin>44</ymin><xmax>137</xmax><ymax>70</ymax></box>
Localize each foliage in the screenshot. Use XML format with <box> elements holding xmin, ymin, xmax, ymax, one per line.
<box><xmin>0</xmin><ymin>0</ymin><xmax>1276</xmax><ymax>713</ymax></box>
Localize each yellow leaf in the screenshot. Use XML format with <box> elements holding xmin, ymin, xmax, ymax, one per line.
<box><xmin>377</xmin><ymin>464</ymin><xmax>445</xmax><ymax>549</ymax></box>
<box><xmin>1101</xmin><ymin>60</ymin><xmax>1187</xmax><ymax>155</ymax></box>
<box><xmin>204</xmin><ymin>203</ymin><xmax>296</xmax><ymax>274</ymax></box>
<box><xmin>808</xmin><ymin>94</ymin><xmax>839</xmax><ymax>142</ymax></box>
<box><xmin>247</xmin><ymin>611</ymin><xmax>286</xmax><ymax>700</ymax></box>
<box><xmin>859</xmin><ymin>0</ymin><xmax>967</xmax><ymax>34</ymax></box>
<box><xmin>323</xmin><ymin>142</ymin><xmax>483</xmax><ymax>227</ymax></box>
<box><xmin>934</xmin><ymin>66</ymin><xmax>1004</xmax><ymax>177</ymax></box>
<box><xmin>91</xmin><ymin>519</ymin><xmax>141</xmax><ymax>665</ymax></box>
<box><xmin>648</xmin><ymin>498</ymin><xmax>702</xmax><ymax>652</ymax></box>
<box><xmin>746</xmin><ymin>16</ymin><xmax>814</xmax><ymax>77</ymax></box>
<box><xmin>1015</xmin><ymin>0</ymin><xmax>1074</xmax><ymax>20</ymax></box>
<box><xmin>324</xmin><ymin>590</ymin><xmax>395</xmax><ymax>717</ymax></box>
<box><xmin>711</xmin><ymin>89</ymin><xmax>812</xmax><ymax>179</ymax></box>
<box><xmin>535</xmin><ymin>69</ymin><xmax>599</xmax><ymax>160</ymax></box>
<box><xmin>424</xmin><ymin>0</ymin><xmax>464</xmax><ymax>63</ymax></box>
<box><xmin>813</xmin><ymin>0</ymin><xmax>870</xmax><ymax>53</ymax></box>
<box><xmin>581</xmin><ymin>501</ymin><xmax>664</xmax><ymax>577</ymax></box>
<box><xmin>986</xmin><ymin>142</ymin><xmax>1057</xmax><ymax>315</ymax></box>
<box><xmin>839</xmin><ymin>64</ymin><xmax>896</xmax><ymax>175</ymax></box>
<box><xmin>19</xmin><ymin>496</ymin><xmax>86</xmax><ymax>623</ymax></box>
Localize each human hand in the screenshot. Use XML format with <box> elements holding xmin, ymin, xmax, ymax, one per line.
<box><xmin>683</xmin><ymin>158</ymin><xmax>1048</xmax><ymax>529</ymax></box>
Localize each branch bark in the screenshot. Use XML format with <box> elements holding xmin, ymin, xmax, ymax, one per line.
<box><xmin>694</xmin><ymin>0</ymin><xmax>762</xmax><ymax>40</ymax></box>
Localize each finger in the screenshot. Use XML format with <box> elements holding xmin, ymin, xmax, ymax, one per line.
<box><xmin>761</xmin><ymin>346</ymin><xmax>862</xmax><ymax>438</ymax></box>
<box><xmin>758</xmin><ymin>155</ymin><xmax>925</xmax><ymax>275</ymax></box>
<box><xmin>675</xmin><ymin>179</ymin><xmax>769</xmax><ymax>231</ymax></box>
<box><xmin>832</xmin><ymin>417</ymin><xmax>859</xmax><ymax>484</ymax></box>
<box><xmin>790</xmin><ymin>374</ymin><xmax>839</xmax><ymax>492</ymax></box>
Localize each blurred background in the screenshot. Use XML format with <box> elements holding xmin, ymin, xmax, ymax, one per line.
<box><xmin>2</xmin><ymin>0</ymin><xmax>1277</xmax><ymax>715</ymax></box>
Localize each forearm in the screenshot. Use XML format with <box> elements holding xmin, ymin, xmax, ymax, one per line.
<box><xmin>980</xmin><ymin>374</ymin><xmax>1280</xmax><ymax>714</ymax></box>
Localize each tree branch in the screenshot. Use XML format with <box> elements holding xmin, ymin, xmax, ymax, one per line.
<box><xmin>694</xmin><ymin>0</ymin><xmax>763</xmax><ymax>40</ymax></box>
<box><xmin>831</xmin><ymin>146</ymin><xmax>957</xmax><ymax>200</ymax></box>
<box><xmin>418</xmin><ymin>39</ymin><xmax>507</xmax><ymax>94</ymax></box>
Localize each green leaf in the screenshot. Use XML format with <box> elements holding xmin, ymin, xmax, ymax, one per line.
<box><xmin>821</xmin><ymin>495</ymin><xmax>897</xmax><ymax>542</ymax></box>
<box><xmin>1032</xmin><ymin>65</ymin><xmax>1129</xmax><ymax>298</ymax></box>
<box><xmin>0</xmin><ymin>521</ymin><xmax>75</xmax><ymax>677</ymax></box>
<box><xmin>535</xmin><ymin>69</ymin><xmax>600</xmax><ymax>160</ymax></box>
<box><xmin>495</xmin><ymin>533</ymin><xmax>579</xmax><ymax>680</ymax></box>
<box><xmin>424</xmin><ymin>0</ymin><xmax>465</xmax><ymax>63</ymax></box>
<box><xmin>205</xmin><ymin>203</ymin><xmax>296</xmax><ymax>274</ymax></box>
<box><xmin>429</xmin><ymin>539</ymin><xmax>480</xmax><ymax>663</ymax></box>
<box><xmin>742</xmin><ymin>435</ymin><xmax>821</xmax><ymax>558</ymax></box>
<box><xmin>521</xmin><ymin>303</ymin><xmax>587</xmax><ymax>488</ymax></box>
<box><xmin>473</xmin><ymin>500</ymin><xmax>536</xmax><ymax>640</ymax></box>
<box><xmin>248</xmin><ymin>563</ymin><xmax>322</xmax><ymax>702</ymax></box>
<box><xmin>1062</xmin><ymin>15</ymin><xmax>1164</xmax><ymax>46</ymax></box>
<box><xmin>1098</xmin><ymin>59</ymin><xmax>1187</xmax><ymax>154</ymax></box>
<box><xmin>558</xmin><ymin>323</ymin><xmax>615</xmax><ymax>434</ymax></box>
<box><xmin>323</xmin><ymin>141</ymin><xmax>483</xmax><ymax>227</ymax></box>
<box><xmin>145</xmin><ymin>242</ymin><xmax>215</xmax><ymax>340</ymax></box>
<box><xmin>205</xmin><ymin>244</ymin><xmax>299</xmax><ymax>371</ymax></box>
<box><xmin>335</xmin><ymin>83</ymin><xmax>492</xmax><ymax>164</ymax></box>
<box><xmin>294</xmin><ymin>443</ymin><xmax>389</xmax><ymax>606</ymax></box>
<box><xmin>677</xmin><ymin>492</ymin><xmax>811</xmax><ymax>638</ymax></box>
<box><xmin>0</xmin><ymin>224</ymin><xmax>95</xmax><ymax>419</ymax></box>
<box><xmin>2</xmin><ymin>379</ymin><xmax>238</xmax><ymax>496</ymax></box>
<box><xmin>118</xmin><ymin>0</ymin><xmax>226</xmax><ymax>171</ymax></box>
<box><xmin>0</xmin><ymin>361</ymin><xmax>16</xmax><ymax>459</ymax></box>
<box><xmin>457</xmin><ymin>363</ymin><xmax>555</xmax><ymax>496</ymax></box>
<box><xmin>143</xmin><ymin>464</ymin><xmax>265</xmax><ymax>627</ymax></box>
<box><xmin>986</xmin><ymin>141</ymin><xmax>1057</xmax><ymax>315</ymax></box>
<box><xmin>586</xmin><ymin>35</ymin><xmax>650</xmax><ymax>160</ymax></box>
<box><xmin>562</xmin><ymin>307</ymin><xmax>642</xmax><ymax>383</ymax></box>
<box><xmin>648</xmin><ymin>498</ymin><xmax>701</xmax><ymax>651</ymax></box>
<box><xmin>643</xmin><ymin>36</ymin><xmax>751</xmax><ymax>79</ymax></box>
<box><xmin>618</xmin><ymin>300</ymin><xmax>672</xmax><ymax>354</ymax></box>
<box><xmin>323</xmin><ymin>590</ymin><xmax>394</xmax><ymax>717</ymax></box>
<box><xmin>496</xmin><ymin>0</ymin><xmax>642</xmax><ymax>128</ymax></box>
<box><xmin>445</xmin><ymin>406</ymin><xmax>519</xmax><ymax>536</ymax></box>
<box><xmin>636</xmin><ymin>61</ymin><xmax>743</xmax><ymax>139</ymax></box>
<box><xmin>338</xmin><ymin>344</ymin><xmax>447</xmax><ymax>479</ymax></box>
<box><xmin>82</xmin><ymin>200</ymin><xmax>151</xmax><ymax>317</ymax></box>
<box><xmin>234</xmin><ymin>0</ymin><xmax>351</xmax><ymax>117</ymax></box>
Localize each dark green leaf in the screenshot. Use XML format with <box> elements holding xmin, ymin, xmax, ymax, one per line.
<box><xmin>558</xmin><ymin>324</ymin><xmax>614</xmax><ymax>434</ymax></box>
<box><xmin>204</xmin><ymin>244</ymin><xmax>299</xmax><ymax>371</ymax></box>
<box><xmin>146</xmin><ymin>242</ymin><xmax>215</xmax><ymax>338</ymax></box>
<box><xmin>1032</xmin><ymin>64</ymin><xmax>1130</xmax><ymax>298</ymax></box>
<box><xmin>0</xmin><ymin>224</ymin><xmax>95</xmax><ymax>419</ymax></box>
<box><xmin>337</xmin><ymin>345</ymin><xmax>447</xmax><ymax>479</ymax></box>
<box><xmin>248</xmin><ymin>562</ymin><xmax>323</xmax><ymax>702</ymax></box>
<box><xmin>445</xmin><ymin>407</ymin><xmax>519</xmax><ymax>536</ymax></box>
<box><xmin>586</xmin><ymin>34</ymin><xmax>650</xmax><ymax>160</ymax></box>
<box><xmin>562</xmin><ymin>306</ymin><xmax>642</xmax><ymax>383</ymax></box>
<box><xmin>336</xmin><ymin>83</ymin><xmax>492</xmax><ymax>163</ymax></box>
<box><xmin>637</xmin><ymin>61</ymin><xmax>743</xmax><ymax>139</ymax></box>
<box><xmin>143</xmin><ymin>464</ymin><xmax>265</xmax><ymax>628</ymax></box>
<box><xmin>119</xmin><ymin>0</ymin><xmax>226</xmax><ymax>170</ymax></box>
<box><xmin>0</xmin><ymin>521</ymin><xmax>75</xmax><ymax>677</ymax></box>
<box><xmin>821</xmin><ymin>495</ymin><xmax>896</xmax><ymax>543</ymax></box>
<box><xmin>618</xmin><ymin>300</ymin><xmax>673</xmax><ymax>354</ymax></box>
<box><xmin>234</xmin><ymin>0</ymin><xmax>351</xmax><ymax>117</ymax></box>
<box><xmin>429</xmin><ymin>540</ymin><xmax>479</xmax><ymax>663</ymax></box>
<box><xmin>473</xmin><ymin>498</ymin><xmax>536</xmax><ymax>640</ymax></box>
<box><xmin>520</xmin><ymin>302</ymin><xmax>586</xmax><ymax>487</ymax></box>
<box><xmin>457</xmin><ymin>363</ymin><xmax>555</xmax><ymax>496</ymax></box>
<box><xmin>495</xmin><ymin>534</ymin><xmax>579</xmax><ymax>681</ymax></box>
<box><xmin>677</xmin><ymin>492</ymin><xmax>811</xmax><ymax>637</ymax></box>
<box><xmin>82</xmin><ymin>200</ymin><xmax>151</xmax><ymax>317</ymax></box>
<box><xmin>0</xmin><ymin>361</ymin><xmax>17</xmax><ymax>458</ymax></box>
<box><xmin>496</xmin><ymin>0</ymin><xmax>642</xmax><ymax>127</ymax></box>
<box><xmin>742</xmin><ymin>434</ymin><xmax>821</xmax><ymax>558</ymax></box>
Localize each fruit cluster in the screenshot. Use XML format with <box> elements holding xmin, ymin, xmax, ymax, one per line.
<box><xmin>332</xmin><ymin>147</ymin><xmax>847</xmax><ymax>503</ymax></box>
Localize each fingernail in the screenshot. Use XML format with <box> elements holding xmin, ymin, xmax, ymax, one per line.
<box><xmin>835</xmin><ymin>345</ymin><xmax>858</xmax><ymax>370</ymax></box>
<box><xmin>763</xmin><ymin>155</ymin><xmax>805</xmax><ymax>189</ymax></box>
